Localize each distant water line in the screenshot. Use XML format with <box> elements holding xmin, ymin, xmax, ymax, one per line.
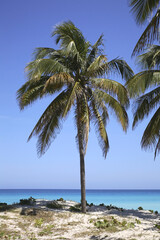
<box><xmin>0</xmin><ymin>189</ymin><xmax>160</xmax><ymax>211</ymax></box>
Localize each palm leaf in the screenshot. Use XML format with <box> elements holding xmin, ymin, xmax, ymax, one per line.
<box><xmin>90</xmin><ymin>98</ymin><xmax>109</xmax><ymax>157</ymax></box>
<box><xmin>28</xmin><ymin>89</ymin><xmax>72</xmax><ymax>155</ymax></box>
<box><xmin>43</xmin><ymin>73</ymin><xmax>74</xmax><ymax>93</ymax></box>
<box><xmin>154</xmin><ymin>137</ymin><xmax>160</xmax><ymax>158</ymax></box>
<box><xmin>107</xmin><ymin>58</ymin><xmax>134</xmax><ymax>81</ymax></box>
<box><xmin>132</xmin><ymin>9</ymin><xmax>160</xmax><ymax>56</ymax></box>
<box><xmin>137</xmin><ymin>45</ymin><xmax>160</xmax><ymax>69</ymax></box>
<box><xmin>91</xmin><ymin>92</ymin><xmax>109</xmax><ymax>127</ymax></box>
<box><xmin>33</xmin><ymin>47</ymin><xmax>55</xmax><ymax>60</ymax></box>
<box><xmin>91</xmin><ymin>78</ymin><xmax>129</xmax><ymax>107</ymax></box>
<box><xmin>133</xmin><ymin>86</ymin><xmax>160</xmax><ymax>128</ymax></box>
<box><xmin>94</xmin><ymin>90</ymin><xmax>128</xmax><ymax>131</ymax></box>
<box><xmin>129</xmin><ymin>0</ymin><xmax>160</xmax><ymax>24</ymax></box>
<box><xmin>126</xmin><ymin>70</ymin><xmax>160</xmax><ymax>97</ymax></box>
<box><xmin>63</xmin><ymin>82</ymin><xmax>81</xmax><ymax>117</ymax></box>
<box><xmin>141</xmin><ymin>106</ymin><xmax>160</xmax><ymax>153</ymax></box>
<box><xmin>17</xmin><ymin>76</ymin><xmax>49</xmax><ymax>109</ymax></box>
<box><xmin>86</xmin><ymin>55</ymin><xmax>107</xmax><ymax>77</ymax></box>
<box><xmin>26</xmin><ymin>59</ymin><xmax>70</xmax><ymax>79</ymax></box>
<box><xmin>86</xmin><ymin>34</ymin><xmax>104</xmax><ymax>69</ymax></box>
<box><xmin>52</xmin><ymin>21</ymin><xmax>89</xmax><ymax>59</ymax></box>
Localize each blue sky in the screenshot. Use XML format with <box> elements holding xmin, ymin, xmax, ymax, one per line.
<box><xmin>1</xmin><ymin>0</ymin><xmax>160</xmax><ymax>189</ymax></box>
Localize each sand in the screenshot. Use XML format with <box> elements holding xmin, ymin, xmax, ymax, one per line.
<box><xmin>0</xmin><ymin>199</ymin><xmax>160</xmax><ymax>239</ymax></box>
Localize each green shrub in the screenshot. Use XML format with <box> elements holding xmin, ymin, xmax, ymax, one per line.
<box><xmin>46</xmin><ymin>201</ymin><xmax>62</xmax><ymax>209</ymax></box>
<box><xmin>19</xmin><ymin>197</ymin><xmax>35</xmax><ymax>205</ymax></box>
<box><xmin>94</xmin><ymin>219</ymin><xmax>110</xmax><ymax>229</ymax></box>
<box><xmin>0</xmin><ymin>203</ymin><xmax>12</xmax><ymax>212</ymax></box>
<box><xmin>135</xmin><ymin>219</ymin><xmax>141</xmax><ymax>224</ymax></box>
<box><xmin>0</xmin><ymin>203</ymin><xmax>7</xmax><ymax>206</ymax></box>
<box><xmin>121</xmin><ymin>220</ymin><xmax>127</xmax><ymax>227</ymax></box>
<box><xmin>38</xmin><ymin>224</ymin><xmax>54</xmax><ymax>236</ymax></box>
<box><xmin>155</xmin><ymin>224</ymin><xmax>160</xmax><ymax>230</ymax></box>
<box><xmin>106</xmin><ymin>204</ymin><xmax>123</xmax><ymax>211</ymax></box>
<box><xmin>112</xmin><ymin>218</ymin><xmax>120</xmax><ymax>225</ymax></box>
<box><xmin>138</xmin><ymin>206</ymin><xmax>143</xmax><ymax>210</ymax></box>
<box><xmin>93</xmin><ymin>217</ymin><xmax>135</xmax><ymax>232</ymax></box>
<box><xmin>149</xmin><ymin>209</ymin><xmax>154</xmax><ymax>213</ymax></box>
<box><xmin>89</xmin><ymin>203</ymin><xmax>94</xmax><ymax>207</ymax></box>
<box><xmin>127</xmin><ymin>222</ymin><xmax>135</xmax><ymax>228</ymax></box>
<box><xmin>57</xmin><ymin>198</ymin><xmax>64</xmax><ymax>201</ymax></box>
<box><xmin>155</xmin><ymin>210</ymin><xmax>158</xmax><ymax>215</ymax></box>
<box><xmin>89</xmin><ymin>219</ymin><xmax>94</xmax><ymax>223</ymax></box>
<box><xmin>34</xmin><ymin>218</ymin><xmax>44</xmax><ymax>228</ymax></box>
<box><xmin>69</xmin><ymin>205</ymin><xmax>81</xmax><ymax>212</ymax></box>
<box><xmin>99</xmin><ymin>203</ymin><xmax>105</xmax><ymax>207</ymax></box>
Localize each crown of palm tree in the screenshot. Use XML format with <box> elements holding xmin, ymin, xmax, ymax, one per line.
<box><xmin>17</xmin><ymin>21</ymin><xmax>133</xmax><ymax>158</ymax></box>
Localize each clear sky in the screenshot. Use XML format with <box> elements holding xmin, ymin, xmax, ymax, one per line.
<box><xmin>1</xmin><ymin>0</ymin><xmax>160</xmax><ymax>189</ymax></box>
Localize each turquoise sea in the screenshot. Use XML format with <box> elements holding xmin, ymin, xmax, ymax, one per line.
<box><xmin>0</xmin><ymin>189</ymin><xmax>160</xmax><ymax>212</ymax></box>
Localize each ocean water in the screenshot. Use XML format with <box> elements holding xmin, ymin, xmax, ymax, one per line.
<box><xmin>0</xmin><ymin>189</ymin><xmax>160</xmax><ymax>211</ymax></box>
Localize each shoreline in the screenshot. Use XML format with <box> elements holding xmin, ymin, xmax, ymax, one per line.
<box><xmin>0</xmin><ymin>198</ymin><xmax>160</xmax><ymax>239</ymax></box>
<box><xmin>1</xmin><ymin>189</ymin><xmax>160</xmax><ymax>212</ymax></box>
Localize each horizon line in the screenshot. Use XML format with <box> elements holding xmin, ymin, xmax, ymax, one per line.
<box><xmin>1</xmin><ymin>188</ymin><xmax>160</xmax><ymax>190</ymax></box>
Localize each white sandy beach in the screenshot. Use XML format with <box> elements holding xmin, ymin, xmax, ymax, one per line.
<box><xmin>0</xmin><ymin>199</ymin><xmax>160</xmax><ymax>240</ymax></box>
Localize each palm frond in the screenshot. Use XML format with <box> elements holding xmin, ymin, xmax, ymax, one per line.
<box><xmin>52</xmin><ymin>21</ymin><xmax>89</xmax><ymax>59</ymax></box>
<box><xmin>133</xmin><ymin>86</ymin><xmax>160</xmax><ymax>128</ymax></box>
<box><xmin>94</xmin><ymin>90</ymin><xmax>128</xmax><ymax>131</ymax></box>
<box><xmin>132</xmin><ymin>9</ymin><xmax>160</xmax><ymax>56</ymax></box>
<box><xmin>91</xmin><ymin>78</ymin><xmax>129</xmax><ymax>107</ymax></box>
<box><xmin>90</xmin><ymin>90</ymin><xmax>109</xmax><ymax>127</ymax></box>
<box><xmin>86</xmin><ymin>34</ymin><xmax>104</xmax><ymax>68</ymax></box>
<box><xmin>129</xmin><ymin>0</ymin><xmax>160</xmax><ymax>24</ymax></box>
<box><xmin>90</xmin><ymin>98</ymin><xmax>109</xmax><ymax>158</ymax></box>
<box><xmin>33</xmin><ymin>48</ymin><xmax>55</xmax><ymax>60</ymax></box>
<box><xmin>141</xmin><ymin>106</ymin><xmax>160</xmax><ymax>153</ymax></box>
<box><xmin>137</xmin><ymin>45</ymin><xmax>160</xmax><ymax>69</ymax></box>
<box><xmin>43</xmin><ymin>73</ymin><xmax>74</xmax><ymax>93</ymax></box>
<box><xmin>107</xmin><ymin>58</ymin><xmax>134</xmax><ymax>81</ymax></box>
<box><xmin>17</xmin><ymin>76</ymin><xmax>49</xmax><ymax>109</ymax></box>
<box><xmin>154</xmin><ymin>137</ymin><xmax>160</xmax><ymax>158</ymax></box>
<box><xmin>26</xmin><ymin>59</ymin><xmax>70</xmax><ymax>79</ymax></box>
<box><xmin>28</xmin><ymin>89</ymin><xmax>72</xmax><ymax>156</ymax></box>
<box><xmin>86</xmin><ymin>55</ymin><xmax>107</xmax><ymax>77</ymax></box>
<box><xmin>63</xmin><ymin>82</ymin><xmax>81</xmax><ymax>117</ymax></box>
<box><xmin>126</xmin><ymin>70</ymin><xmax>160</xmax><ymax>97</ymax></box>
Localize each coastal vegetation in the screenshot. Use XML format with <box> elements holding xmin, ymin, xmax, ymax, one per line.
<box><xmin>0</xmin><ymin>199</ymin><xmax>159</xmax><ymax>239</ymax></box>
<box><xmin>17</xmin><ymin>21</ymin><xmax>133</xmax><ymax>213</ymax></box>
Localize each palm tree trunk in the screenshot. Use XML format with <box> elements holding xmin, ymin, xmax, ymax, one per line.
<box><xmin>77</xmin><ymin>98</ymin><xmax>86</xmax><ymax>213</ymax></box>
<box><xmin>80</xmin><ymin>150</ymin><xmax>86</xmax><ymax>213</ymax></box>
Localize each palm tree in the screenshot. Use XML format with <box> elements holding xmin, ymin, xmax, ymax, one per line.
<box><xmin>126</xmin><ymin>45</ymin><xmax>160</xmax><ymax>158</ymax></box>
<box><xmin>17</xmin><ymin>21</ymin><xmax>133</xmax><ymax>213</ymax></box>
<box><xmin>129</xmin><ymin>0</ymin><xmax>160</xmax><ymax>55</ymax></box>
